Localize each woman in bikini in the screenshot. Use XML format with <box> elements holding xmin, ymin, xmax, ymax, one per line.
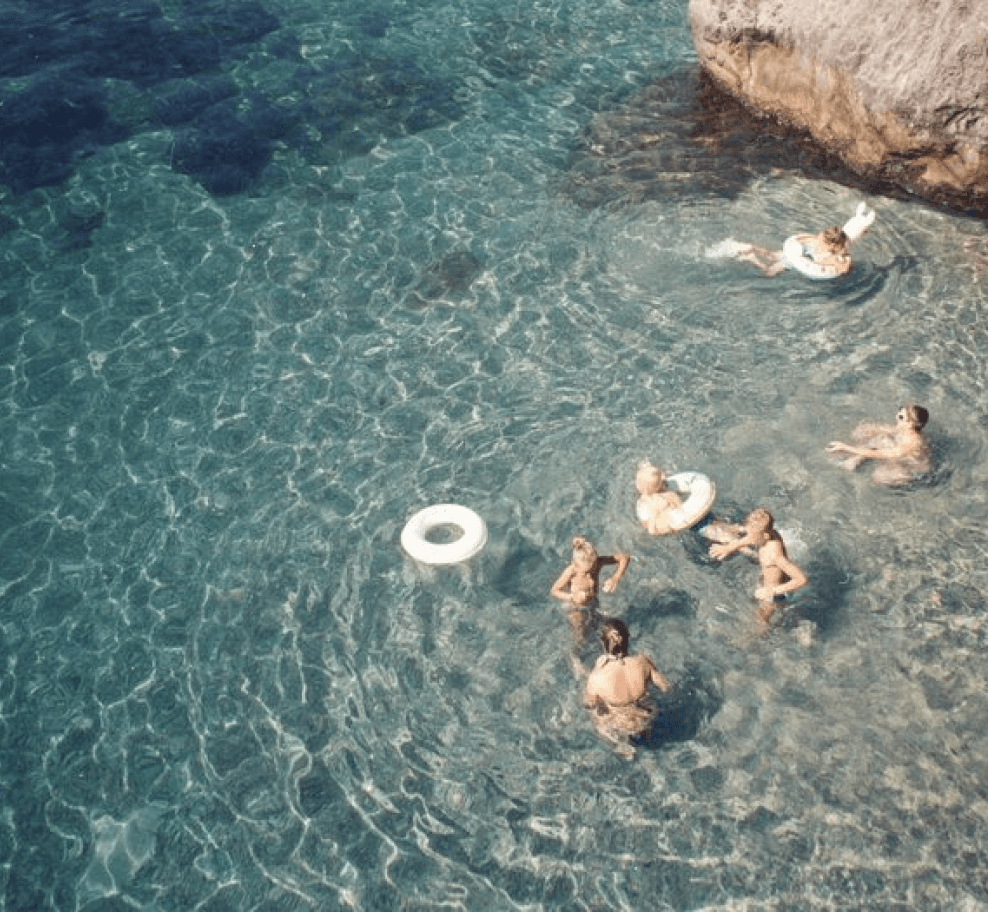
<box><xmin>583</xmin><ymin>619</ymin><xmax>672</xmax><ymax>756</ymax></box>
<box><xmin>551</xmin><ymin>536</ymin><xmax>631</xmax><ymax>661</ymax></box>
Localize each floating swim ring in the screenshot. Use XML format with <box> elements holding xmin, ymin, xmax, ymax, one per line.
<box><xmin>782</xmin><ymin>202</ymin><xmax>876</xmax><ymax>280</ymax></box>
<box><xmin>663</xmin><ymin>472</ymin><xmax>716</xmax><ymax>531</ymax></box>
<box><xmin>400</xmin><ymin>504</ymin><xmax>488</xmax><ymax>565</ymax></box>
<box><xmin>782</xmin><ymin>236</ymin><xmax>845</xmax><ymax>280</ymax></box>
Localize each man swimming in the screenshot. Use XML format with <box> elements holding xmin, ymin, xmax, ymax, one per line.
<box><xmin>708</xmin><ymin>508</ymin><xmax>808</xmax><ymax>633</ymax></box>
<box><xmin>583</xmin><ymin>619</ymin><xmax>672</xmax><ymax>757</ymax></box>
<box><xmin>826</xmin><ymin>404</ymin><xmax>930</xmax><ymax>486</ymax></box>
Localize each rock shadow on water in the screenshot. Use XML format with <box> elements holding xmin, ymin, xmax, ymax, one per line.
<box><xmin>562</xmin><ymin>69</ymin><xmax>919</xmax><ymax>210</ymax></box>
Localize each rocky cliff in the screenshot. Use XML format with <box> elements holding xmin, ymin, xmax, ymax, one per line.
<box><xmin>690</xmin><ymin>0</ymin><xmax>988</xmax><ymax>213</ymax></box>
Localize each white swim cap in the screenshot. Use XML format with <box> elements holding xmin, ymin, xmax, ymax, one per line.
<box><xmin>842</xmin><ymin>201</ymin><xmax>876</xmax><ymax>242</ymax></box>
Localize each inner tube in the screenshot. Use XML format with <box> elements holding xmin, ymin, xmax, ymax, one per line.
<box><xmin>664</xmin><ymin>472</ymin><xmax>716</xmax><ymax>531</ymax></box>
<box><xmin>400</xmin><ymin>504</ymin><xmax>488</xmax><ymax>565</ymax></box>
<box><xmin>782</xmin><ymin>235</ymin><xmax>845</xmax><ymax>280</ymax></box>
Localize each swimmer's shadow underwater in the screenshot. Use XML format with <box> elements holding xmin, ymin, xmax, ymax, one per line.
<box><xmin>634</xmin><ymin>664</ymin><xmax>723</xmax><ymax>751</ymax></box>
<box><xmin>785</xmin><ymin>253</ymin><xmax>919</xmax><ymax>308</ymax></box>
<box><xmin>624</xmin><ymin>590</ymin><xmax>723</xmax><ymax>749</ymax></box>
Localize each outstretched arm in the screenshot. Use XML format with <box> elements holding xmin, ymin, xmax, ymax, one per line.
<box><xmin>600</xmin><ymin>553</ymin><xmax>631</xmax><ymax>593</ymax></box>
<box><xmin>709</xmin><ymin>531</ymin><xmax>758</xmax><ymax>561</ymax></box>
<box><xmin>826</xmin><ymin>439</ymin><xmax>908</xmax><ymax>462</ymax></box>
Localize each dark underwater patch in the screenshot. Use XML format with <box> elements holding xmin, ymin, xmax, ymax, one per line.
<box><xmin>0</xmin><ymin>77</ymin><xmax>129</xmax><ymax>193</ymax></box>
<box><xmin>0</xmin><ymin>0</ymin><xmax>466</xmax><ymax>197</ymax></box>
<box><xmin>406</xmin><ymin>250</ymin><xmax>484</xmax><ymax>305</ymax></box>
<box><xmin>170</xmin><ymin>95</ymin><xmax>299</xmax><ymax>195</ymax></box>
<box><xmin>152</xmin><ymin>76</ymin><xmax>241</xmax><ymax>127</ymax></box>
<box><xmin>0</xmin><ymin>0</ymin><xmax>280</xmax><ymax>194</ymax></box>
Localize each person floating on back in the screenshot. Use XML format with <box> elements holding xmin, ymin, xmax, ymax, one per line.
<box><xmin>706</xmin><ymin>201</ymin><xmax>875</xmax><ymax>279</ymax></box>
<box><xmin>583</xmin><ymin>619</ymin><xmax>672</xmax><ymax>758</ymax></box>
<box><xmin>826</xmin><ymin>404</ymin><xmax>930</xmax><ymax>486</ymax></box>
<box><xmin>707</xmin><ymin>508</ymin><xmax>808</xmax><ymax>634</ymax></box>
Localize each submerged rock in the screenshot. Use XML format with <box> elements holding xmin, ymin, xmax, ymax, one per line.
<box><xmin>407</xmin><ymin>250</ymin><xmax>483</xmax><ymax>305</ymax></box>
<box><xmin>690</xmin><ymin>0</ymin><xmax>988</xmax><ymax>214</ymax></box>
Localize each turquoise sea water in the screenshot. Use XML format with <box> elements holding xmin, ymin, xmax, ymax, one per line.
<box><xmin>3</xmin><ymin>0</ymin><xmax>988</xmax><ymax>909</ymax></box>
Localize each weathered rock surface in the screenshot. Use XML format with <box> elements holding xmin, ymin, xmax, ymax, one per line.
<box><xmin>690</xmin><ymin>0</ymin><xmax>988</xmax><ymax>213</ymax></box>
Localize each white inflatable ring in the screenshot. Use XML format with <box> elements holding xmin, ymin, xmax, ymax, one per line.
<box><xmin>664</xmin><ymin>472</ymin><xmax>716</xmax><ymax>531</ymax></box>
<box><xmin>401</xmin><ymin>504</ymin><xmax>488</xmax><ymax>565</ymax></box>
<box><xmin>782</xmin><ymin>235</ymin><xmax>844</xmax><ymax>280</ymax></box>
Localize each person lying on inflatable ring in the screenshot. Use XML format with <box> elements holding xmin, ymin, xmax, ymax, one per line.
<box><xmin>707</xmin><ymin>202</ymin><xmax>875</xmax><ymax>279</ymax></box>
<box><xmin>635</xmin><ymin>461</ymin><xmax>683</xmax><ymax>535</ymax></box>
<box><xmin>735</xmin><ymin>225</ymin><xmax>851</xmax><ymax>278</ymax></box>
<box><xmin>583</xmin><ymin>619</ymin><xmax>672</xmax><ymax>758</ymax></box>
<box><xmin>707</xmin><ymin>508</ymin><xmax>808</xmax><ymax>634</ymax></box>
<box><xmin>826</xmin><ymin>404</ymin><xmax>930</xmax><ymax>486</ymax></box>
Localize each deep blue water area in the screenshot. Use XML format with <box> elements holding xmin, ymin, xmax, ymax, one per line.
<box><xmin>3</xmin><ymin>0</ymin><xmax>988</xmax><ymax>910</ymax></box>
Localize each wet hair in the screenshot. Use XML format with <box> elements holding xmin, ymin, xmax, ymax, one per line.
<box><xmin>636</xmin><ymin>461</ymin><xmax>664</xmax><ymax>495</ymax></box>
<box><xmin>822</xmin><ymin>226</ymin><xmax>849</xmax><ymax>251</ymax></box>
<box><xmin>600</xmin><ymin>619</ymin><xmax>630</xmax><ymax>657</ymax></box>
<box><xmin>745</xmin><ymin>508</ymin><xmax>774</xmax><ymax>532</ymax></box>
<box><xmin>571</xmin><ymin>536</ymin><xmax>598</xmax><ymax>565</ymax></box>
<box><xmin>901</xmin><ymin>404</ymin><xmax>929</xmax><ymax>430</ymax></box>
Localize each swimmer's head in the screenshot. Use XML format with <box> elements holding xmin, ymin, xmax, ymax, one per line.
<box><xmin>821</xmin><ymin>226</ymin><xmax>850</xmax><ymax>253</ymax></box>
<box><xmin>636</xmin><ymin>461</ymin><xmax>665</xmax><ymax>496</ymax></box>
<box><xmin>571</xmin><ymin>536</ymin><xmax>598</xmax><ymax>570</ymax></box>
<box><xmin>898</xmin><ymin>404</ymin><xmax>929</xmax><ymax>430</ymax></box>
<box><xmin>744</xmin><ymin>508</ymin><xmax>774</xmax><ymax>534</ymax></box>
<box><xmin>600</xmin><ymin>618</ymin><xmax>630</xmax><ymax>657</ymax></box>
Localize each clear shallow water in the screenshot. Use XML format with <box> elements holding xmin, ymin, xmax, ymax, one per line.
<box><xmin>2</xmin><ymin>0</ymin><xmax>988</xmax><ymax>910</ymax></box>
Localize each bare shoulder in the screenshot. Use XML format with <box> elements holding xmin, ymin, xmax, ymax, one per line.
<box><xmin>760</xmin><ymin>537</ymin><xmax>786</xmax><ymax>561</ymax></box>
<box><xmin>631</xmin><ymin>654</ymin><xmax>658</xmax><ymax>676</ymax></box>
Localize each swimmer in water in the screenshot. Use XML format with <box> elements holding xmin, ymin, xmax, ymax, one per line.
<box><xmin>734</xmin><ymin>226</ymin><xmax>851</xmax><ymax>278</ymax></box>
<box><xmin>826</xmin><ymin>404</ymin><xmax>930</xmax><ymax>486</ymax></box>
<box><xmin>707</xmin><ymin>508</ymin><xmax>808</xmax><ymax>633</ymax></box>
<box><xmin>551</xmin><ymin>536</ymin><xmax>631</xmax><ymax>663</ymax></box>
<box><xmin>635</xmin><ymin>461</ymin><xmax>684</xmax><ymax>536</ymax></box>
<box><xmin>708</xmin><ymin>202</ymin><xmax>875</xmax><ymax>278</ymax></box>
<box><xmin>583</xmin><ymin>618</ymin><xmax>672</xmax><ymax>758</ymax></box>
